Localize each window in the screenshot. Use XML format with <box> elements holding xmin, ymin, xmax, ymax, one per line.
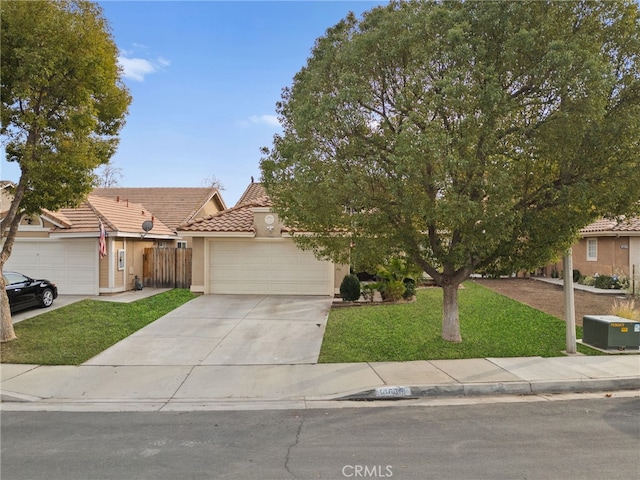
<box><xmin>587</xmin><ymin>239</ymin><xmax>597</xmax><ymax>261</ymax></box>
<box><xmin>117</xmin><ymin>249</ymin><xmax>125</xmax><ymax>270</ymax></box>
<box><xmin>177</xmin><ymin>241</ymin><xmax>188</xmax><ymax>249</ymax></box>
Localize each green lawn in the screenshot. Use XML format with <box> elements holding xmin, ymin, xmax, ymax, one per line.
<box><xmin>1</xmin><ymin>289</ymin><xmax>196</xmax><ymax>365</ymax></box>
<box><xmin>319</xmin><ymin>281</ymin><xmax>597</xmax><ymax>362</ymax></box>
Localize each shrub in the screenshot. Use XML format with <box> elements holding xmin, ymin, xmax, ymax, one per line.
<box><xmin>340</xmin><ymin>274</ymin><xmax>361</xmax><ymax>302</ymax></box>
<box><xmin>572</xmin><ymin>269</ymin><xmax>581</xmax><ymax>282</ymax></box>
<box><xmin>380</xmin><ymin>279</ymin><xmax>406</xmax><ymax>302</ymax></box>
<box><xmin>611</xmin><ymin>298</ymin><xmax>640</xmax><ymax>320</ymax></box>
<box><xmin>402</xmin><ymin>278</ymin><xmax>416</xmax><ymax>299</ymax></box>
<box><xmin>580</xmin><ymin>275</ymin><xmax>596</xmax><ymax>286</ymax></box>
<box><xmin>595</xmin><ymin>275</ymin><xmax>614</xmax><ymax>289</ymax></box>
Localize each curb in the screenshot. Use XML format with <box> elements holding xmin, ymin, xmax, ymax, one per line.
<box><xmin>338</xmin><ymin>378</ymin><xmax>640</xmax><ymax>401</ymax></box>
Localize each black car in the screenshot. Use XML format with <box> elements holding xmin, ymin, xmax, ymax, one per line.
<box><xmin>4</xmin><ymin>271</ymin><xmax>58</xmax><ymax>313</ymax></box>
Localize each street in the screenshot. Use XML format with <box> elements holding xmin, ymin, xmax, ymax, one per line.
<box><xmin>2</xmin><ymin>397</ymin><xmax>638</xmax><ymax>480</ymax></box>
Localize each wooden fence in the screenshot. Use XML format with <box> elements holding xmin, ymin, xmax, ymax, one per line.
<box><xmin>143</xmin><ymin>247</ymin><xmax>192</xmax><ymax>289</ymax></box>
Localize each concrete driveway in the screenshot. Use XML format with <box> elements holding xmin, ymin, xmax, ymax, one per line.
<box><xmin>84</xmin><ymin>295</ymin><xmax>334</xmax><ymax>366</ymax></box>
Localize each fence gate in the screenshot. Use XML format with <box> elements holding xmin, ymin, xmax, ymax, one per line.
<box><xmin>143</xmin><ymin>247</ymin><xmax>192</xmax><ymax>289</ymax></box>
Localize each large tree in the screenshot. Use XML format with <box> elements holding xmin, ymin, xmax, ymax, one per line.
<box><xmin>260</xmin><ymin>0</ymin><xmax>640</xmax><ymax>342</ymax></box>
<box><xmin>1</xmin><ymin>0</ymin><xmax>131</xmax><ymax>341</ymax></box>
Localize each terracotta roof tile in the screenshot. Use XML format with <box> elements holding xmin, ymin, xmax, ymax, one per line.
<box><xmin>180</xmin><ymin>195</ymin><xmax>273</xmax><ymax>233</ymax></box>
<box><xmin>236</xmin><ymin>183</ymin><xmax>269</xmax><ymax>206</ymax></box>
<box><xmin>581</xmin><ymin>217</ymin><xmax>640</xmax><ymax>233</ymax></box>
<box><xmin>51</xmin><ymin>195</ymin><xmax>175</xmax><ymax>237</ymax></box>
<box><xmin>92</xmin><ymin>187</ymin><xmax>226</xmax><ymax>229</ymax></box>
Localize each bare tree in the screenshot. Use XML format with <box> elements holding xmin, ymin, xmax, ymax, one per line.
<box><xmin>201</xmin><ymin>174</ymin><xmax>225</xmax><ymax>190</ymax></box>
<box><xmin>95</xmin><ymin>162</ymin><xmax>123</xmax><ymax>187</ymax></box>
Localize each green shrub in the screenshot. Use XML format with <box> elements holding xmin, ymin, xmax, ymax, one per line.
<box><xmin>380</xmin><ymin>279</ymin><xmax>406</xmax><ymax>302</ymax></box>
<box><xmin>580</xmin><ymin>275</ymin><xmax>596</xmax><ymax>286</ymax></box>
<box><xmin>340</xmin><ymin>274</ymin><xmax>361</xmax><ymax>302</ymax></box>
<box><xmin>402</xmin><ymin>278</ymin><xmax>416</xmax><ymax>299</ymax></box>
<box><xmin>594</xmin><ymin>275</ymin><xmax>614</xmax><ymax>289</ymax></box>
<box><xmin>572</xmin><ymin>269</ymin><xmax>581</xmax><ymax>282</ymax></box>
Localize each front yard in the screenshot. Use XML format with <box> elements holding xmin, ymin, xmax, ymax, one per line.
<box><xmin>0</xmin><ymin>289</ymin><xmax>196</xmax><ymax>365</ymax></box>
<box><xmin>319</xmin><ymin>282</ymin><xmax>596</xmax><ymax>362</ymax></box>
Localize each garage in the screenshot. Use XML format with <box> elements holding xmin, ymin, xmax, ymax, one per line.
<box><xmin>208</xmin><ymin>239</ymin><xmax>333</xmax><ymax>295</ymax></box>
<box><xmin>4</xmin><ymin>239</ymin><xmax>99</xmax><ymax>295</ymax></box>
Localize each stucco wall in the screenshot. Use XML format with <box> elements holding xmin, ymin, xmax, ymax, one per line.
<box><xmin>573</xmin><ymin>236</ymin><xmax>630</xmax><ymax>277</ymax></box>
<box><xmin>189</xmin><ymin>236</ymin><xmax>205</xmax><ymax>293</ymax></box>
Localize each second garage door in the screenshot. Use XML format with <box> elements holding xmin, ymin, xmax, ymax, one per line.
<box><xmin>208</xmin><ymin>239</ymin><xmax>333</xmax><ymax>295</ymax></box>
<box><xmin>4</xmin><ymin>239</ymin><xmax>99</xmax><ymax>295</ymax></box>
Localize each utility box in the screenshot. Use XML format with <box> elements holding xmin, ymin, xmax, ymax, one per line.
<box><xmin>582</xmin><ymin>315</ymin><xmax>640</xmax><ymax>350</ymax></box>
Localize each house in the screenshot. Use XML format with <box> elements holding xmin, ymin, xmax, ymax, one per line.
<box><xmin>91</xmin><ymin>187</ymin><xmax>226</xmax><ymax>245</ymax></box>
<box><xmin>542</xmin><ymin>217</ymin><xmax>640</xmax><ymax>282</ymax></box>
<box><xmin>1</xmin><ymin>184</ymin><xmax>226</xmax><ymax>295</ymax></box>
<box><xmin>2</xmin><ymin>193</ymin><xmax>176</xmax><ymax>295</ymax></box>
<box><xmin>179</xmin><ymin>182</ymin><xmax>348</xmax><ymax>296</ymax></box>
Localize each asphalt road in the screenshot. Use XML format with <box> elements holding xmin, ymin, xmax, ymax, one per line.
<box><xmin>2</xmin><ymin>397</ymin><xmax>638</xmax><ymax>480</ymax></box>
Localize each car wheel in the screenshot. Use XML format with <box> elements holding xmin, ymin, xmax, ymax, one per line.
<box><xmin>40</xmin><ymin>288</ymin><xmax>54</xmax><ymax>308</ymax></box>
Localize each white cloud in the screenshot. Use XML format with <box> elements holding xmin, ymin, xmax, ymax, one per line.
<box><xmin>118</xmin><ymin>56</ymin><xmax>169</xmax><ymax>82</ymax></box>
<box><xmin>248</xmin><ymin>114</ymin><xmax>281</xmax><ymax>127</ymax></box>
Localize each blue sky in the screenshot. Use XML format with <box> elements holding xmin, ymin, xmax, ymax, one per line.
<box><xmin>1</xmin><ymin>0</ymin><xmax>387</xmax><ymax>206</ymax></box>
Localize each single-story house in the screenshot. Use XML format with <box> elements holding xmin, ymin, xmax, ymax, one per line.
<box><xmin>179</xmin><ymin>182</ymin><xmax>348</xmax><ymax>296</ymax></box>
<box><xmin>1</xmin><ymin>183</ymin><xmax>226</xmax><ymax>295</ymax></box>
<box><xmin>542</xmin><ymin>217</ymin><xmax>640</xmax><ymax>281</ymax></box>
<box><xmin>91</xmin><ymin>187</ymin><xmax>226</xmax><ymax>247</ymax></box>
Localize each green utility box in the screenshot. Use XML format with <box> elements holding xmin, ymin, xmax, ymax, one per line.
<box><xmin>582</xmin><ymin>315</ymin><xmax>640</xmax><ymax>350</ymax></box>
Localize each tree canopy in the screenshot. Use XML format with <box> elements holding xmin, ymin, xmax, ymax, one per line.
<box><xmin>260</xmin><ymin>0</ymin><xmax>640</xmax><ymax>342</ymax></box>
<box><xmin>1</xmin><ymin>0</ymin><xmax>131</xmax><ymax>341</ymax></box>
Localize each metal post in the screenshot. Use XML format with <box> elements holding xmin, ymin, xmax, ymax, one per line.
<box><xmin>563</xmin><ymin>249</ymin><xmax>577</xmax><ymax>354</ymax></box>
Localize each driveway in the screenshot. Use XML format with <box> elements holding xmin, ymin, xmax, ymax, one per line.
<box><xmin>83</xmin><ymin>295</ymin><xmax>334</xmax><ymax>366</ymax></box>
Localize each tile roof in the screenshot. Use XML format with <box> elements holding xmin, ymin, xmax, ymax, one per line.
<box><xmin>236</xmin><ymin>182</ymin><xmax>268</xmax><ymax>206</ymax></box>
<box><xmin>180</xmin><ymin>195</ymin><xmax>272</xmax><ymax>233</ymax></box>
<box><xmin>92</xmin><ymin>187</ymin><xmax>226</xmax><ymax>229</ymax></box>
<box><xmin>50</xmin><ymin>195</ymin><xmax>175</xmax><ymax>237</ymax></box>
<box><xmin>581</xmin><ymin>217</ymin><xmax>640</xmax><ymax>234</ymax></box>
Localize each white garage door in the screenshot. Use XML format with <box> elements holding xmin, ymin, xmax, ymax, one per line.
<box><xmin>208</xmin><ymin>239</ymin><xmax>333</xmax><ymax>295</ymax></box>
<box><xmin>5</xmin><ymin>239</ymin><xmax>98</xmax><ymax>295</ymax></box>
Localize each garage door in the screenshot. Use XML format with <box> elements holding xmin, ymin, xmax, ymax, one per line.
<box><xmin>208</xmin><ymin>239</ymin><xmax>333</xmax><ymax>295</ymax></box>
<box><xmin>4</xmin><ymin>239</ymin><xmax>98</xmax><ymax>295</ymax></box>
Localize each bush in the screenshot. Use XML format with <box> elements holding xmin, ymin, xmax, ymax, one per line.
<box><xmin>572</xmin><ymin>269</ymin><xmax>581</xmax><ymax>282</ymax></box>
<box><xmin>340</xmin><ymin>274</ymin><xmax>361</xmax><ymax>302</ymax></box>
<box><xmin>402</xmin><ymin>278</ymin><xmax>416</xmax><ymax>299</ymax></box>
<box><xmin>580</xmin><ymin>275</ymin><xmax>596</xmax><ymax>286</ymax></box>
<box><xmin>611</xmin><ymin>298</ymin><xmax>640</xmax><ymax>320</ymax></box>
<box><xmin>595</xmin><ymin>275</ymin><xmax>614</xmax><ymax>289</ymax></box>
<box><xmin>380</xmin><ymin>279</ymin><xmax>406</xmax><ymax>302</ymax></box>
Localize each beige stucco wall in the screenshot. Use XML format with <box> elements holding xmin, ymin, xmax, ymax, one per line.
<box><xmin>189</xmin><ymin>236</ymin><xmax>205</xmax><ymax>293</ymax></box>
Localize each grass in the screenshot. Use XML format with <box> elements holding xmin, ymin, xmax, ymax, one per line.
<box><xmin>1</xmin><ymin>289</ymin><xmax>196</xmax><ymax>365</ymax></box>
<box><xmin>319</xmin><ymin>281</ymin><xmax>598</xmax><ymax>363</ymax></box>
<box><xmin>610</xmin><ymin>298</ymin><xmax>640</xmax><ymax>320</ymax></box>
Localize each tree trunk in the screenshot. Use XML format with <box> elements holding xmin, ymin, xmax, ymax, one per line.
<box><xmin>442</xmin><ymin>283</ymin><xmax>462</xmax><ymax>343</ymax></box>
<box><xmin>0</xmin><ymin>178</ymin><xmax>28</xmax><ymax>342</ymax></box>
<box><xmin>0</xmin><ymin>275</ymin><xmax>16</xmax><ymax>342</ymax></box>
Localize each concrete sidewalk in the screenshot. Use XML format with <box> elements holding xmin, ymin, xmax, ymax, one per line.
<box><xmin>2</xmin><ymin>292</ymin><xmax>638</xmax><ymax>411</ymax></box>
<box><xmin>2</xmin><ymin>355</ymin><xmax>638</xmax><ymax>411</ymax></box>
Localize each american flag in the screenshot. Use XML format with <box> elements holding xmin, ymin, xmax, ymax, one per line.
<box><xmin>98</xmin><ymin>220</ymin><xmax>107</xmax><ymax>259</ymax></box>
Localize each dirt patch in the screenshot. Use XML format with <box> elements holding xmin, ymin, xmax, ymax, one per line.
<box><xmin>473</xmin><ymin>278</ymin><xmax>625</xmax><ymax>326</ymax></box>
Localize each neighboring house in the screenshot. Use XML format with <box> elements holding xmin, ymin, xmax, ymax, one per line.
<box><xmin>1</xmin><ymin>184</ymin><xmax>227</xmax><ymax>295</ymax></box>
<box><xmin>179</xmin><ymin>182</ymin><xmax>348</xmax><ymax>296</ymax></box>
<box><xmin>542</xmin><ymin>217</ymin><xmax>640</xmax><ymax>280</ymax></box>
<box><xmin>2</xmin><ymin>193</ymin><xmax>175</xmax><ymax>295</ymax></box>
<box><xmin>91</xmin><ymin>187</ymin><xmax>226</xmax><ymax>245</ymax></box>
